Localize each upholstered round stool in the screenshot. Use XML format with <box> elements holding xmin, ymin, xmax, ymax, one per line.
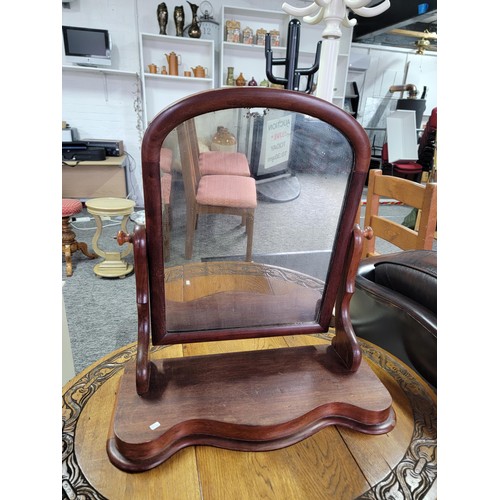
<box><xmin>85</xmin><ymin>197</ymin><xmax>136</xmax><ymax>278</ymax></box>
<box><xmin>62</xmin><ymin>198</ymin><xmax>97</xmax><ymax>277</ymax></box>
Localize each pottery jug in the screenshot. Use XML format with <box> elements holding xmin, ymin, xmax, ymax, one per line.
<box><xmin>148</xmin><ymin>63</ymin><xmax>158</xmax><ymax>74</ymax></box>
<box><xmin>210</xmin><ymin>126</ymin><xmax>237</xmax><ymax>152</ymax></box>
<box><xmin>235</xmin><ymin>72</ymin><xmax>246</xmax><ymax>86</ymax></box>
<box><xmin>165</xmin><ymin>52</ymin><xmax>181</xmax><ymax>76</ymax></box>
<box><xmin>192</xmin><ymin>65</ymin><xmax>207</xmax><ymax>78</ymax></box>
<box><xmin>248</xmin><ymin>76</ymin><xmax>258</xmax><ymax>86</ymax></box>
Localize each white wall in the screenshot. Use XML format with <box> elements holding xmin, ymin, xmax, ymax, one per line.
<box><xmin>62</xmin><ymin>1</ymin><xmax>437</xmax><ymax>205</ymax></box>
<box><xmin>349</xmin><ymin>42</ymin><xmax>436</xmax><ymax>154</ymax></box>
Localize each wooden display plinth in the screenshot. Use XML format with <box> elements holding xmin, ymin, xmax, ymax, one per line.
<box><xmin>107</xmin><ymin>344</ymin><xmax>395</xmax><ymax>472</ymax></box>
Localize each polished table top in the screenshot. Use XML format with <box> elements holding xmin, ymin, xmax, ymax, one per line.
<box><xmin>62</xmin><ymin>332</ymin><xmax>437</xmax><ymax>499</ymax></box>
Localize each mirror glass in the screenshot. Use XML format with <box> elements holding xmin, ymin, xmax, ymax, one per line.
<box><xmin>158</xmin><ymin>107</ymin><xmax>353</xmax><ymax>333</ymax></box>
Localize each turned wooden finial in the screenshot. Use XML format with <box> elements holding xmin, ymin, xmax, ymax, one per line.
<box><xmin>363</xmin><ymin>226</ymin><xmax>374</xmax><ymax>241</ymax></box>
<box><xmin>117</xmin><ymin>230</ymin><xmax>133</xmax><ymax>246</ymax></box>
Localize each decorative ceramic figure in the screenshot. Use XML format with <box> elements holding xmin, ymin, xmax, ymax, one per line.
<box><xmin>157</xmin><ymin>3</ymin><xmax>168</xmax><ymax>35</ymax></box>
<box><xmin>174</xmin><ymin>6</ymin><xmax>185</xmax><ymax>36</ymax></box>
<box><xmin>187</xmin><ymin>1</ymin><xmax>201</xmax><ymax>39</ymax></box>
<box><xmin>225</xmin><ymin>20</ymin><xmax>241</xmax><ymax>43</ymax></box>
<box><xmin>248</xmin><ymin>77</ymin><xmax>258</xmax><ymax>86</ymax></box>
<box><xmin>226</xmin><ymin>67</ymin><xmax>235</xmax><ymax>86</ymax></box>
<box><xmin>242</xmin><ymin>27</ymin><xmax>254</xmax><ymax>45</ymax></box>
<box><xmin>235</xmin><ymin>72</ymin><xmax>246</xmax><ymax>86</ymax></box>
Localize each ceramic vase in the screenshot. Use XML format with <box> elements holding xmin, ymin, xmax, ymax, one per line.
<box><xmin>211</xmin><ymin>126</ymin><xmax>237</xmax><ymax>152</ymax></box>
<box><xmin>226</xmin><ymin>67</ymin><xmax>235</xmax><ymax>86</ymax></box>
<box><xmin>157</xmin><ymin>2</ymin><xmax>168</xmax><ymax>35</ymax></box>
<box><xmin>235</xmin><ymin>72</ymin><xmax>246</xmax><ymax>86</ymax></box>
<box><xmin>174</xmin><ymin>6</ymin><xmax>185</xmax><ymax>36</ymax></box>
<box><xmin>187</xmin><ymin>1</ymin><xmax>201</xmax><ymax>39</ymax></box>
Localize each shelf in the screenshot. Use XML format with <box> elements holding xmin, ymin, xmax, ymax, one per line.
<box><xmin>220</xmin><ymin>6</ymin><xmax>352</xmax><ymax>104</ymax></box>
<box><xmin>223</xmin><ymin>41</ymin><xmax>286</xmax><ymax>51</ymax></box>
<box><xmin>140</xmin><ymin>31</ymin><xmax>215</xmax><ymax>122</ymax></box>
<box><xmin>62</xmin><ymin>65</ymin><xmax>137</xmax><ymax>76</ymax></box>
<box><xmin>144</xmin><ymin>73</ymin><xmax>212</xmax><ymax>82</ymax></box>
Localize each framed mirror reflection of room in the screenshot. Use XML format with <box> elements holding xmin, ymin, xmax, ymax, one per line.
<box><xmin>149</xmin><ymin>92</ymin><xmax>361</xmax><ymax>342</ymax></box>
<box><xmin>108</xmin><ymin>88</ymin><xmax>394</xmax><ymax>472</ymax></box>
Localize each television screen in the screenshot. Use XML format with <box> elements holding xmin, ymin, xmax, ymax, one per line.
<box><xmin>62</xmin><ymin>26</ymin><xmax>111</xmax><ymax>66</ymax></box>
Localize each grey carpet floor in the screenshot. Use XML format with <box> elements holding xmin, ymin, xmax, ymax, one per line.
<box><xmin>63</xmin><ymin>173</ymin><xmax>435</xmax><ymax>374</ymax></box>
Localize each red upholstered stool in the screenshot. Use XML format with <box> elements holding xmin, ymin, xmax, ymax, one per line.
<box><xmin>62</xmin><ymin>199</ymin><xmax>97</xmax><ymax>277</ymax></box>
<box><xmin>381</xmin><ymin>143</ymin><xmax>423</xmax><ymax>182</ymax></box>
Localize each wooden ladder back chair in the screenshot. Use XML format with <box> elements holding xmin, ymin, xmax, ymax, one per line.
<box><xmin>177</xmin><ymin>119</ymin><xmax>257</xmax><ymax>261</ymax></box>
<box><xmin>109</xmin><ymin>88</ymin><xmax>396</xmax><ymax>473</ymax></box>
<box><xmin>362</xmin><ymin>169</ymin><xmax>437</xmax><ymax>258</ymax></box>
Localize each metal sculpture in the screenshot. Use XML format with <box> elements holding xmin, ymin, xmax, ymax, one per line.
<box><xmin>265</xmin><ymin>19</ymin><xmax>322</xmax><ymax>93</ymax></box>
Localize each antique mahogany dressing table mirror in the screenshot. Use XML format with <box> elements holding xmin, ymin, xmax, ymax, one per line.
<box><xmin>108</xmin><ymin>87</ymin><xmax>396</xmax><ymax>472</ymax></box>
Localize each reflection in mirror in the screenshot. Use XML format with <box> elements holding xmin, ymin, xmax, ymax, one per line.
<box><xmin>158</xmin><ymin>107</ymin><xmax>353</xmax><ymax>333</ymax></box>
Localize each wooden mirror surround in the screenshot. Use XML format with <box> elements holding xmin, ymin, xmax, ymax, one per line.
<box><xmin>108</xmin><ymin>88</ymin><xmax>395</xmax><ymax>472</ymax></box>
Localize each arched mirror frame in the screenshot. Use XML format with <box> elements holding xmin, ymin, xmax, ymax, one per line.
<box><xmin>140</xmin><ymin>87</ymin><xmax>371</xmax><ymax>346</ymax></box>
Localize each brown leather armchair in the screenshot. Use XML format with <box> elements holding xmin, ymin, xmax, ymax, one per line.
<box><xmin>350</xmin><ymin>250</ymin><xmax>437</xmax><ymax>389</ymax></box>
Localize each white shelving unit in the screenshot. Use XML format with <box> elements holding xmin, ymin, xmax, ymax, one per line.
<box><xmin>219</xmin><ymin>5</ymin><xmax>352</xmax><ymax>108</ymax></box>
<box><xmin>62</xmin><ymin>65</ymin><xmax>137</xmax><ymax>77</ymax></box>
<box><xmin>220</xmin><ymin>7</ymin><xmax>288</xmax><ymax>87</ymax></box>
<box><xmin>139</xmin><ymin>33</ymin><xmax>215</xmax><ymax>124</ymax></box>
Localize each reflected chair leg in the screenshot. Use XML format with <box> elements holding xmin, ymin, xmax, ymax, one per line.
<box><xmin>163</xmin><ymin>203</ymin><xmax>171</xmax><ymax>261</ymax></box>
<box><xmin>245</xmin><ymin>210</ymin><xmax>254</xmax><ymax>261</ymax></box>
<box><xmin>185</xmin><ymin>207</ymin><xmax>196</xmax><ymax>259</ymax></box>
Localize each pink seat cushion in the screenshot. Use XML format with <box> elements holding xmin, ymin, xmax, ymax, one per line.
<box><xmin>199</xmin><ymin>151</ymin><xmax>250</xmax><ymax>176</ymax></box>
<box><xmin>161</xmin><ymin>173</ymin><xmax>172</xmax><ymax>204</ymax></box>
<box><xmin>62</xmin><ymin>198</ymin><xmax>83</xmax><ymax>217</ymax></box>
<box><xmin>160</xmin><ymin>148</ymin><xmax>173</xmax><ymax>173</ymax></box>
<box><xmin>196</xmin><ymin>175</ymin><xmax>257</xmax><ymax>209</ymax></box>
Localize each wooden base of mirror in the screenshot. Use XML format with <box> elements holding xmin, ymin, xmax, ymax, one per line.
<box><xmin>107</xmin><ymin>344</ymin><xmax>395</xmax><ymax>472</ymax></box>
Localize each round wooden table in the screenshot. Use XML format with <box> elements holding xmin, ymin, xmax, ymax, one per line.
<box><xmin>62</xmin><ymin>333</ymin><xmax>437</xmax><ymax>499</ymax></box>
<box><xmin>85</xmin><ymin>197</ymin><xmax>136</xmax><ymax>278</ymax></box>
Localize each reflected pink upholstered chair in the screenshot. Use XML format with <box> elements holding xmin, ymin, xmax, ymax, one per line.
<box><xmin>177</xmin><ymin>122</ymin><xmax>256</xmax><ymax>261</ymax></box>
<box><xmin>186</xmin><ymin>119</ymin><xmax>251</xmax><ymax>177</ymax></box>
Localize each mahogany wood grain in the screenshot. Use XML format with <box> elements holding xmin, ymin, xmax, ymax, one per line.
<box><xmin>107</xmin><ymin>343</ymin><xmax>394</xmax><ymax>471</ymax></box>
<box><xmin>62</xmin><ymin>335</ymin><xmax>437</xmax><ymax>499</ymax></box>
